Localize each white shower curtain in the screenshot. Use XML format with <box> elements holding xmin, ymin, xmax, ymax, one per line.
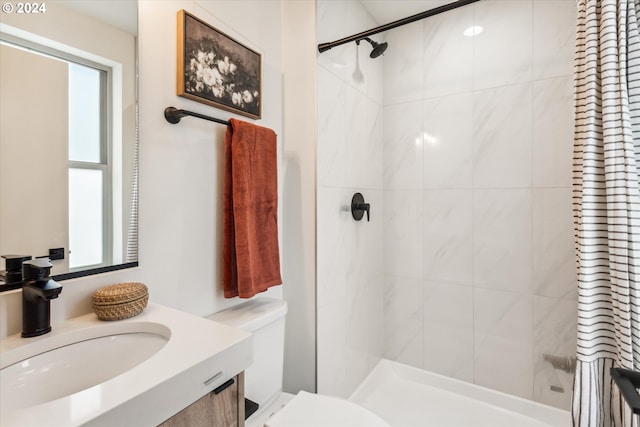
<box><xmin>573</xmin><ymin>0</ymin><xmax>640</xmax><ymax>426</ymax></box>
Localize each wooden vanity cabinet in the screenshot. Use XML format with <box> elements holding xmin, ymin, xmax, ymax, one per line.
<box><xmin>159</xmin><ymin>372</ymin><xmax>245</xmax><ymax>427</ymax></box>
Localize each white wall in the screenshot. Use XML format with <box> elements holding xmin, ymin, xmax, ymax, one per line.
<box><xmin>1</xmin><ymin>0</ymin><xmax>319</xmax><ymax>398</ymax></box>
<box><xmin>1</xmin><ymin>0</ymin><xmax>286</xmax><ymax>333</ymax></box>
<box><xmin>281</xmin><ymin>0</ymin><xmax>317</xmax><ymax>394</ymax></box>
<box><xmin>136</xmin><ymin>0</ymin><xmax>284</xmax><ymax>316</ymax></box>
<box><xmin>380</xmin><ymin>0</ymin><xmax>577</xmax><ymax>410</ymax></box>
<box><xmin>316</xmin><ymin>0</ymin><xmax>385</xmax><ymax>398</ymax></box>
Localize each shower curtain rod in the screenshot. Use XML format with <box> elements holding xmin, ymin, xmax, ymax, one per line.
<box><xmin>164</xmin><ymin>106</ymin><xmax>230</xmax><ymax>126</ymax></box>
<box><xmin>317</xmin><ymin>0</ymin><xmax>481</xmax><ymax>53</ymax></box>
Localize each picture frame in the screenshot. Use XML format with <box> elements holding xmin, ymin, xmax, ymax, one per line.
<box><xmin>177</xmin><ymin>10</ymin><xmax>262</xmax><ymax>119</ymax></box>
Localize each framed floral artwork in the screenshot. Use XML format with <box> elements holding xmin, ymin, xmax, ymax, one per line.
<box><xmin>177</xmin><ymin>10</ymin><xmax>261</xmax><ymax>119</ymax></box>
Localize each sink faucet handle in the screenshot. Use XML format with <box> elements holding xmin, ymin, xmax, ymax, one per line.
<box><xmin>23</xmin><ymin>258</ymin><xmax>53</xmax><ymax>282</ymax></box>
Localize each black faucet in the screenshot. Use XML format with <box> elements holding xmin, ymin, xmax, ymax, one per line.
<box><xmin>21</xmin><ymin>258</ymin><xmax>62</xmax><ymax>338</ymax></box>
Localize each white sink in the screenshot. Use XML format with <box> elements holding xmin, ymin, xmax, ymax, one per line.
<box><xmin>0</xmin><ymin>303</ymin><xmax>253</xmax><ymax>426</ymax></box>
<box><xmin>1</xmin><ymin>329</ymin><xmax>169</xmax><ymax>411</ymax></box>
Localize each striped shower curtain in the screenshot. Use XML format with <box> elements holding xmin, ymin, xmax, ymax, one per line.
<box><xmin>126</xmin><ymin>103</ymin><xmax>139</xmax><ymax>263</ymax></box>
<box><xmin>573</xmin><ymin>0</ymin><xmax>640</xmax><ymax>426</ymax></box>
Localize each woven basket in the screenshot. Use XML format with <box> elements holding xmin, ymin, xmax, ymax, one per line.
<box><xmin>92</xmin><ymin>282</ymin><xmax>148</xmax><ymax>321</ymax></box>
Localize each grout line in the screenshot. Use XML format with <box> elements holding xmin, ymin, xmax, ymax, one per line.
<box><xmin>470</xmin><ymin>0</ymin><xmax>477</xmax><ymax>388</ymax></box>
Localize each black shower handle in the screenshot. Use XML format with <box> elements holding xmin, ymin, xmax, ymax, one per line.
<box><xmin>351</xmin><ymin>193</ymin><xmax>370</xmax><ymax>222</ymax></box>
<box><xmin>359</xmin><ymin>203</ymin><xmax>370</xmax><ymax>221</ymax></box>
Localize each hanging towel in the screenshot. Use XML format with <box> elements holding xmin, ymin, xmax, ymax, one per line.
<box><xmin>223</xmin><ymin>118</ymin><xmax>282</xmax><ymax>298</ymax></box>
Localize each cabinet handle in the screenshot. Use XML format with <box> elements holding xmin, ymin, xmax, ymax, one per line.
<box><xmin>204</xmin><ymin>371</ymin><xmax>223</xmax><ymax>387</ymax></box>
<box><xmin>213</xmin><ymin>378</ymin><xmax>235</xmax><ymax>394</ymax></box>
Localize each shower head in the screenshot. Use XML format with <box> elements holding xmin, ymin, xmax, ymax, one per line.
<box><xmin>356</xmin><ymin>37</ymin><xmax>388</xmax><ymax>58</ymax></box>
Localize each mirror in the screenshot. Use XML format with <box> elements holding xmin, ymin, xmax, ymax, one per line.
<box><xmin>0</xmin><ymin>1</ymin><xmax>138</xmax><ymax>288</ymax></box>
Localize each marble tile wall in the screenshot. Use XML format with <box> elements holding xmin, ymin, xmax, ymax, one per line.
<box><xmin>317</xmin><ymin>0</ymin><xmax>577</xmax><ymax>410</ymax></box>
<box><xmin>316</xmin><ymin>0</ymin><xmax>384</xmax><ymax>398</ymax></box>
<box><xmin>382</xmin><ymin>0</ymin><xmax>577</xmax><ymax>410</ymax></box>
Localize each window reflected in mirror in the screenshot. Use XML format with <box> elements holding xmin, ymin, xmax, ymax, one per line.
<box><xmin>0</xmin><ymin>1</ymin><xmax>138</xmax><ymax>287</ymax></box>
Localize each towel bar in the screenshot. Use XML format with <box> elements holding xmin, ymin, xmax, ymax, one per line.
<box><xmin>164</xmin><ymin>107</ymin><xmax>230</xmax><ymax>126</ymax></box>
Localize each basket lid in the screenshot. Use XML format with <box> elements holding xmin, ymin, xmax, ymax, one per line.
<box><xmin>92</xmin><ymin>282</ymin><xmax>148</xmax><ymax>306</ymax></box>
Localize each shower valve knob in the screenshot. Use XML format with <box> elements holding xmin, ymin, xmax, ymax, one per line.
<box><xmin>351</xmin><ymin>193</ymin><xmax>370</xmax><ymax>222</ymax></box>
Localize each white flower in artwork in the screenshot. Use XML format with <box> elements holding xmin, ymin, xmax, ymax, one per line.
<box><xmin>202</xmin><ymin>67</ymin><xmax>217</xmax><ymax>87</ymax></box>
<box><xmin>195</xmin><ymin>63</ymin><xmax>205</xmax><ymax>82</ymax></box>
<box><xmin>186</xmin><ymin>41</ymin><xmax>258</xmax><ymax>110</ymax></box>
<box><xmin>212</xmin><ymin>85</ymin><xmax>223</xmax><ymax>97</ymax></box>
<box><xmin>218</xmin><ymin>59</ymin><xmax>229</xmax><ymax>75</ymax></box>
<box><xmin>232</xmin><ymin>92</ymin><xmax>242</xmax><ymax>106</ymax></box>
<box><xmin>214</xmin><ymin>68</ymin><xmax>223</xmax><ymax>85</ymax></box>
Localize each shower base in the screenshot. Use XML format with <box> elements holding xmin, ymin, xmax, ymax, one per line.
<box><xmin>349</xmin><ymin>359</ymin><xmax>570</xmax><ymax>427</ymax></box>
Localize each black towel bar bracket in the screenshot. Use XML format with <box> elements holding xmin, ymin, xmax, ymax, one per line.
<box><xmin>164</xmin><ymin>107</ymin><xmax>230</xmax><ymax>126</ymax></box>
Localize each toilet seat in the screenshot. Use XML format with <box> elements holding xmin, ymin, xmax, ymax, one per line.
<box><xmin>264</xmin><ymin>391</ymin><xmax>390</xmax><ymax>427</ymax></box>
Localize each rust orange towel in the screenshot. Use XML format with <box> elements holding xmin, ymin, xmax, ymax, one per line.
<box><xmin>223</xmin><ymin>118</ymin><xmax>282</xmax><ymax>298</ymax></box>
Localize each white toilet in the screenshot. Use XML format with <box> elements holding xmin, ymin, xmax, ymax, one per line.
<box><xmin>207</xmin><ymin>297</ymin><xmax>390</xmax><ymax>427</ymax></box>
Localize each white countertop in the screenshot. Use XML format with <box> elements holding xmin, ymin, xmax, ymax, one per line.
<box><xmin>0</xmin><ymin>302</ymin><xmax>253</xmax><ymax>426</ymax></box>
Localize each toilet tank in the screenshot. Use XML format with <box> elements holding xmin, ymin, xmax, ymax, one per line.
<box><xmin>207</xmin><ymin>297</ymin><xmax>288</xmax><ymax>407</ymax></box>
